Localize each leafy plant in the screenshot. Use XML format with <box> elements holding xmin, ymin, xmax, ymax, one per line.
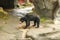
<box><xmin>0</xmin><ymin>8</ymin><xmax>8</xmax><ymax>20</ymax></box>
<box><xmin>40</xmin><ymin>17</ymin><xmax>46</xmax><ymax>23</ymax></box>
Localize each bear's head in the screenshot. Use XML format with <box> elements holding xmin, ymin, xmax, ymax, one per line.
<box><xmin>20</xmin><ymin>17</ymin><xmax>25</xmax><ymax>24</ymax></box>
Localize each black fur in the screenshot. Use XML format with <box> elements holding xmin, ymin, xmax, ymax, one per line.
<box><xmin>20</xmin><ymin>14</ymin><xmax>40</xmax><ymax>29</ymax></box>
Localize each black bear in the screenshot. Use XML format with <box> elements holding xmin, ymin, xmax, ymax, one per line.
<box><xmin>20</xmin><ymin>14</ymin><xmax>40</xmax><ymax>29</ymax></box>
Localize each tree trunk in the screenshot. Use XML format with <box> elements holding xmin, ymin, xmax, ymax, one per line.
<box><xmin>31</xmin><ymin>0</ymin><xmax>59</xmax><ymax>20</ymax></box>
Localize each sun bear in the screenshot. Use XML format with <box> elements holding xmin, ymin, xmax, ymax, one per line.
<box><xmin>20</xmin><ymin>14</ymin><xmax>40</xmax><ymax>29</ymax></box>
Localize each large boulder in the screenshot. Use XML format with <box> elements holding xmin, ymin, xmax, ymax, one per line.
<box><xmin>26</xmin><ymin>27</ymin><xmax>59</xmax><ymax>40</ymax></box>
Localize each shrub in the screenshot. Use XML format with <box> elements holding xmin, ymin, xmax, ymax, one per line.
<box><xmin>0</xmin><ymin>7</ymin><xmax>8</xmax><ymax>20</ymax></box>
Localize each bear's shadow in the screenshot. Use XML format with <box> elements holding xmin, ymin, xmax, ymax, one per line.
<box><xmin>17</xmin><ymin>25</ymin><xmax>35</xmax><ymax>29</ymax></box>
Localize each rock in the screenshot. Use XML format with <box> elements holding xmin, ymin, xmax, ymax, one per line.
<box><xmin>46</xmin><ymin>33</ymin><xmax>60</xmax><ymax>40</ymax></box>
<box><xmin>54</xmin><ymin>8</ymin><xmax>60</xmax><ymax>24</ymax></box>
<box><xmin>0</xmin><ymin>31</ymin><xmax>16</xmax><ymax>40</ymax></box>
<box><xmin>26</xmin><ymin>27</ymin><xmax>58</xmax><ymax>40</ymax></box>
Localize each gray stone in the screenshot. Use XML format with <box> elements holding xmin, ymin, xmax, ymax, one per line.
<box><xmin>26</xmin><ymin>27</ymin><xmax>59</xmax><ymax>40</ymax></box>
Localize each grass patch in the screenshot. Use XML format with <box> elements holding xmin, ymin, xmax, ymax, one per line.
<box><xmin>40</xmin><ymin>17</ymin><xmax>53</xmax><ymax>24</ymax></box>
<box><xmin>0</xmin><ymin>8</ymin><xmax>9</xmax><ymax>20</ymax></box>
<box><xmin>40</xmin><ymin>17</ymin><xmax>46</xmax><ymax>23</ymax></box>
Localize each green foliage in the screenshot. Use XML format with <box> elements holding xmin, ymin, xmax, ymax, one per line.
<box><xmin>40</xmin><ymin>17</ymin><xmax>46</xmax><ymax>23</ymax></box>
<box><xmin>40</xmin><ymin>17</ymin><xmax>54</xmax><ymax>24</ymax></box>
<box><xmin>0</xmin><ymin>10</ymin><xmax>8</xmax><ymax>20</ymax></box>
